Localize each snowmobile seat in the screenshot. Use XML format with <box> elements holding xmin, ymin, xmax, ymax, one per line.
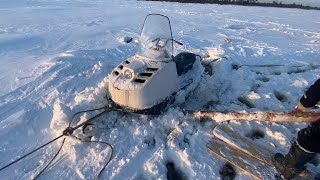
<box><xmin>173</xmin><ymin>52</ymin><xmax>196</xmax><ymax>76</ymax></box>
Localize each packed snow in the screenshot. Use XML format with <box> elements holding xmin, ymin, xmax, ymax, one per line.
<box><xmin>0</xmin><ymin>0</ymin><xmax>319</xmax><ymax>179</ymax></box>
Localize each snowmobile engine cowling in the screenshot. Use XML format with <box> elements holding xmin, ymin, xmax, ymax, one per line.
<box><xmin>108</xmin><ymin>57</ymin><xmax>179</xmax><ymax>110</ymax></box>
<box><xmin>107</xmin><ymin>14</ymin><xmax>203</xmax><ymax>114</ymax></box>
<box><xmin>121</xmin><ymin>60</ymin><xmax>147</xmax><ymax>80</ymax></box>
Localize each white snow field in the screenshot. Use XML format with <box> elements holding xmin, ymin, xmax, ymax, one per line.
<box><xmin>0</xmin><ymin>0</ymin><xmax>320</xmax><ymax>179</ymax></box>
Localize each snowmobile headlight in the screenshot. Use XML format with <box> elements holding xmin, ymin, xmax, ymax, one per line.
<box><xmin>124</xmin><ymin>69</ymin><xmax>134</xmax><ymax>79</ymax></box>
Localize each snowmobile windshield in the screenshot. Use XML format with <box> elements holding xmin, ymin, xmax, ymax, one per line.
<box><xmin>138</xmin><ymin>14</ymin><xmax>174</xmax><ymax>62</ymax></box>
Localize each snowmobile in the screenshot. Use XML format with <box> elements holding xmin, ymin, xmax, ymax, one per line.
<box><xmin>108</xmin><ymin>14</ymin><xmax>204</xmax><ymax>115</ymax></box>
<box><xmin>3</xmin><ymin>13</ymin><xmax>320</xmax><ymax>180</ymax></box>
<box><xmin>0</xmin><ymin>14</ymin><xmax>205</xmax><ymax>179</ymax></box>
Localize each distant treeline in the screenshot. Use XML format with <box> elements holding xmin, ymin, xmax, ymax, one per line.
<box><xmin>140</xmin><ymin>0</ymin><xmax>320</xmax><ymax>10</ymax></box>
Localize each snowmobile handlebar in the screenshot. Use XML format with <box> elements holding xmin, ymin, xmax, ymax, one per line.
<box><xmin>151</xmin><ymin>37</ymin><xmax>183</xmax><ymax>49</ymax></box>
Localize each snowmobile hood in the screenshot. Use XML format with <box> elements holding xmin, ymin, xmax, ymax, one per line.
<box><xmin>122</xmin><ymin>59</ymin><xmax>147</xmax><ymax>80</ymax></box>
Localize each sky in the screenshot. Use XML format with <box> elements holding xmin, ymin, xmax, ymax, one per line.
<box><xmin>259</xmin><ymin>0</ymin><xmax>320</xmax><ymax>7</ymax></box>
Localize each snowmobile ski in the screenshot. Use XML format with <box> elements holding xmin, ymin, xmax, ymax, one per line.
<box><xmin>208</xmin><ymin>137</ymin><xmax>276</xmax><ymax>179</ymax></box>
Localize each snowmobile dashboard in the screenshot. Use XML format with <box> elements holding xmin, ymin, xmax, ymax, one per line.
<box><xmin>138</xmin><ymin>38</ymin><xmax>184</xmax><ymax>63</ymax></box>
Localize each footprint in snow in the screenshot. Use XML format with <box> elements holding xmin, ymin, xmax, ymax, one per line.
<box><xmin>246</xmin><ymin>129</ymin><xmax>265</xmax><ymax>140</ymax></box>
<box><xmin>237</xmin><ymin>96</ymin><xmax>256</xmax><ymax>109</ymax></box>
<box><xmin>166</xmin><ymin>162</ymin><xmax>186</xmax><ymax>180</ymax></box>
<box><xmin>274</xmin><ymin>90</ymin><xmax>289</xmax><ymax>103</ymax></box>
<box><xmin>144</xmin><ymin>137</ymin><xmax>156</xmax><ymax>149</ymax></box>
<box><xmin>220</xmin><ymin>162</ymin><xmax>236</xmax><ymax>180</ymax></box>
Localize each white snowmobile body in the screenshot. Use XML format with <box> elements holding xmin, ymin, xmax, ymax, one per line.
<box><xmin>108</xmin><ymin>14</ymin><xmax>203</xmax><ymax>115</ymax></box>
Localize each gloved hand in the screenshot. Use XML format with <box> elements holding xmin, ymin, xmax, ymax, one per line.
<box><xmin>295</xmin><ymin>102</ymin><xmax>313</xmax><ymax>111</ymax></box>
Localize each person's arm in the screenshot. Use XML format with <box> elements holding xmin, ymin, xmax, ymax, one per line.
<box><xmin>295</xmin><ymin>78</ymin><xmax>320</xmax><ymax>111</ymax></box>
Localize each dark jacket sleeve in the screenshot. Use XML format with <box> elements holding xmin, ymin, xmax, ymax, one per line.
<box><xmin>300</xmin><ymin>78</ymin><xmax>320</xmax><ymax>108</ymax></box>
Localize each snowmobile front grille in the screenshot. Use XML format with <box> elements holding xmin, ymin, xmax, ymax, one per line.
<box><xmin>134</xmin><ymin>79</ymin><xmax>146</xmax><ymax>83</ymax></box>
<box><xmin>113</xmin><ymin>71</ymin><xmax>119</xmax><ymax>76</ymax></box>
<box><xmin>139</xmin><ymin>72</ymin><xmax>152</xmax><ymax>77</ymax></box>
<box><xmin>146</xmin><ymin>67</ymin><xmax>158</xmax><ymax>71</ymax></box>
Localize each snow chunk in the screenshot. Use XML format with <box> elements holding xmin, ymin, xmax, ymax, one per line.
<box><xmin>117</xmin><ymin>36</ymin><xmax>133</xmax><ymax>44</ymax></box>
<box><xmin>50</xmin><ymin>101</ymin><xmax>72</xmax><ymax>133</ymax></box>
<box><xmin>292</xmin><ymin>79</ymin><xmax>309</xmax><ymax>87</ymax></box>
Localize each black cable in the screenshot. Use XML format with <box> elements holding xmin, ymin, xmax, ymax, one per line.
<box><xmin>69</xmin><ymin>135</ymin><xmax>113</xmax><ymax>180</ymax></box>
<box><xmin>0</xmin><ymin>105</ymin><xmax>113</xmax><ymax>179</ymax></box>
<box><xmin>232</xmin><ymin>63</ymin><xmax>305</xmax><ymax>70</ymax></box>
<box><xmin>33</xmin><ymin>138</ymin><xmax>66</xmax><ymax>180</ymax></box>
<box><xmin>32</xmin><ymin>106</ymin><xmax>109</xmax><ymax>179</ymax></box>
<box><xmin>33</xmin><ymin>108</ymin><xmax>110</xmax><ymax>179</ymax></box>
<box><xmin>68</xmin><ymin>109</ymin><xmax>109</xmax><ymax>135</ymax></box>
<box><xmin>0</xmin><ymin>134</ymin><xmax>64</xmax><ymax>172</ymax></box>
<box><xmin>69</xmin><ymin>106</ymin><xmax>109</xmax><ymax>127</ymax></box>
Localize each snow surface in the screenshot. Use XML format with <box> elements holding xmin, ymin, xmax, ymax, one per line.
<box><xmin>0</xmin><ymin>0</ymin><xmax>320</xmax><ymax>179</ymax></box>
